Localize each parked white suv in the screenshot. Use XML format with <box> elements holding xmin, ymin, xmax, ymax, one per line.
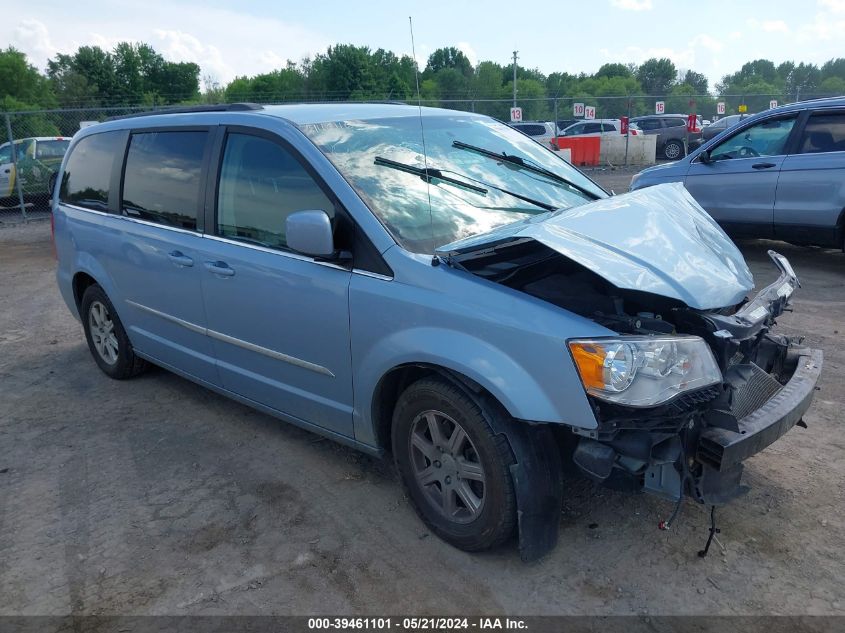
<box><xmin>559</xmin><ymin>119</ymin><xmax>640</xmax><ymax>137</ymax></box>
<box><xmin>507</xmin><ymin>121</ymin><xmax>557</xmax><ymax>148</ymax></box>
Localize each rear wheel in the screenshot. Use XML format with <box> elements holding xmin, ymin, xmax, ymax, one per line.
<box><xmin>663</xmin><ymin>139</ymin><xmax>685</xmax><ymax>160</ymax></box>
<box><xmin>81</xmin><ymin>284</ymin><xmax>148</xmax><ymax>379</ymax></box>
<box><xmin>392</xmin><ymin>378</ymin><xmax>517</xmax><ymax>551</ymax></box>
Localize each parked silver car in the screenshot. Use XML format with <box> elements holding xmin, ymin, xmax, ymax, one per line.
<box><xmin>631</xmin><ymin>97</ymin><xmax>845</xmax><ymax>247</ymax></box>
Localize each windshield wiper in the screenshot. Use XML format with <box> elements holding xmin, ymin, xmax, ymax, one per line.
<box><xmin>374</xmin><ymin>156</ymin><xmax>487</xmax><ymax>194</ymax></box>
<box><xmin>375</xmin><ymin>155</ymin><xmax>556</xmax><ymax>212</ymax></box>
<box><xmin>452</xmin><ymin>140</ymin><xmax>600</xmax><ymax>200</ymax></box>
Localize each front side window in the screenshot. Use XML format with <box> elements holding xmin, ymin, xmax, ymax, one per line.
<box><xmin>564</xmin><ymin>123</ymin><xmax>586</xmax><ymax>135</ymax></box>
<box><xmin>217</xmin><ymin>133</ymin><xmax>334</xmax><ymax>250</ymax></box>
<box><xmin>798</xmin><ymin>112</ymin><xmax>845</xmax><ymax>154</ymax></box>
<box><xmin>0</xmin><ymin>145</ymin><xmax>11</xmax><ymax>164</ymax></box>
<box><xmin>301</xmin><ymin>114</ymin><xmax>605</xmax><ymax>253</ymax></box>
<box><xmin>122</xmin><ymin>131</ymin><xmax>207</xmax><ymax>230</ymax></box>
<box><xmin>583</xmin><ymin>123</ymin><xmax>603</xmax><ymax>134</ymax></box>
<box><xmin>60</xmin><ymin>131</ymin><xmax>125</xmax><ymax>212</ymax></box>
<box><xmin>709</xmin><ymin>116</ymin><xmax>796</xmax><ymax>161</ymax></box>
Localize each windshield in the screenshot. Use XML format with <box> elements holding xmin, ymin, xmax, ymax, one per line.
<box><xmin>300</xmin><ymin>113</ymin><xmax>606</xmax><ymax>253</ymax></box>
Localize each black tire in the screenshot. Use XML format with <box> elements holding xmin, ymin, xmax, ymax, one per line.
<box><xmin>663</xmin><ymin>139</ymin><xmax>685</xmax><ymax>160</ymax></box>
<box><xmin>80</xmin><ymin>284</ymin><xmax>148</xmax><ymax>379</ymax></box>
<box><xmin>391</xmin><ymin>377</ymin><xmax>517</xmax><ymax>552</ymax></box>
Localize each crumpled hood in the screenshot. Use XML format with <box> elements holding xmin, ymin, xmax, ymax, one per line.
<box><xmin>437</xmin><ymin>182</ymin><xmax>754</xmax><ymax>310</ymax></box>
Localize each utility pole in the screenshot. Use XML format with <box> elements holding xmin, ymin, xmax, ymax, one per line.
<box><xmin>512</xmin><ymin>50</ymin><xmax>518</xmax><ymax>107</ymax></box>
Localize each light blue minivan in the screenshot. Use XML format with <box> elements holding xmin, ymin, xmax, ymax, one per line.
<box><xmin>53</xmin><ymin>103</ymin><xmax>822</xmax><ymax>559</ymax></box>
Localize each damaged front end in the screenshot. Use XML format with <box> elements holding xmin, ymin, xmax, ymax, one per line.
<box><xmin>438</xmin><ymin>185</ymin><xmax>822</xmax><ymax>510</ymax></box>
<box><xmin>435</xmin><ymin>184</ymin><xmax>824</xmax><ymax>562</ymax></box>
<box><xmin>475</xmin><ymin>244</ymin><xmax>821</xmax><ymax>508</ymax></box>
<box><xmin>564</xmin><ymin>250</ymin><xmax>822</xmax><ymax>507</ymax></box>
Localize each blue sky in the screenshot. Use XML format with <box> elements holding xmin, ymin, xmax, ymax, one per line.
<box><xmin>6</xmin><ymin>0</ymin><xmax>845</xmax><ymax>88</ymax></box>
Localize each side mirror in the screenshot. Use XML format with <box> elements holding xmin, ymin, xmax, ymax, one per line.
<box><xmin>699</xmin><ymin>149</ymin><xmax>713</xmax><ymax>164</ymax></box>
<box><xmin>286</xmin><ymin>209</ymin><xmax>335</xmax><ymax>258</ymax></box>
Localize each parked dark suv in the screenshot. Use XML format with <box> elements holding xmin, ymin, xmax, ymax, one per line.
<box><xmin>631</xmin><ymin>114</ymin><xmax>702</xmax><ymax>160</ymax></box>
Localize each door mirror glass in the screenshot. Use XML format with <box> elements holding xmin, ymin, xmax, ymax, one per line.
<box><xmin>286</xmin><ymin>209</ymin><xmax>334</xmax><ymax>258</ymax></box>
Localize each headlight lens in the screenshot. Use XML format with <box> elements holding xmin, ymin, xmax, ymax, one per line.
<box><xmin>568</xmin><ymin>336</ymin><xmax>721</xmax><ymax>407</ymax></box>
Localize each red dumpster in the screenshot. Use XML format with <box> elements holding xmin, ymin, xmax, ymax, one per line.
<box><xmin>551</xmin><ymin>136</ymin><xmax>600</xmax><ymax>166</ymax></box>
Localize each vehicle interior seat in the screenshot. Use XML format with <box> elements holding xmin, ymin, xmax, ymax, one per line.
<box><xmin>801</xmin><ymin>130</ymin><xmax>836</xmax><ymax>154</ymax></box>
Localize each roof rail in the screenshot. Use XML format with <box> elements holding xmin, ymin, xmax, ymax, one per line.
<box><xmin>107</xmin><ymin>103</ymin><xmax>263</xmax><ymax>121</ymax></box>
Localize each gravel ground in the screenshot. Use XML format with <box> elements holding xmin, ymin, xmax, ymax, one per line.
<box><xmin>1</xmin><ymin>197</ymin><xmax>843</xmax><ymax>617</ymax></box>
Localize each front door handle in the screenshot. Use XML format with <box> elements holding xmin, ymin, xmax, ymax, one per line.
<box><xmin>204</xmin><ymin>260</ymin><xmax>235</xmax><ymax>277</ymax></box>
<box><xmin>751</xmin><ymin>162</ymin><xmax>776</xmax><ymax>170</ymax></box>
<box><xmin>167</xmin><ymin>251</ymin><xmax>194</xmax><ymax>267</ymax></box>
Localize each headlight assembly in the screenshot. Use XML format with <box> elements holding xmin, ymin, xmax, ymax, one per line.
<box><xmin>568</xmin><ymin>336</ymin><xmax>721</xmax><ymax>407</ymax></box>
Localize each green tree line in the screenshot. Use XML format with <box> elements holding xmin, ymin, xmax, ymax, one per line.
<box><xmin>3</xmin><ymin>41</ymin><xmax>845</xmax><ymax>135</ymax></box>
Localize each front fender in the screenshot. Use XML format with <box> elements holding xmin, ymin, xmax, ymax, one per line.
<box><xmin>356</xmin><ymin>326</ymin><xmax>562</xmax><ymax>441</ymax></box>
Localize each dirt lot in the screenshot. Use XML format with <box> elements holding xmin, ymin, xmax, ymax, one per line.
<box><xmin>1</xmin><ymin>190</ymin><xmax>844</xmax><ymax>616</ymax></box>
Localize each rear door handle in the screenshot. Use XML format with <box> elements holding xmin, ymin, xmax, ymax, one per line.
<box><xmin>752</xmin><ymin>162</ymin><xmax>776</xmax><ymax>169</ymax></box>
<box><xmin>204</xmin><ymin>260</ymin><xmax>235</xmax><ymax>277</ymax></box>
<box><xmin>167</xmin><ymin>251</ymin><xmax>193</xmax><ymax>267</ymax></box>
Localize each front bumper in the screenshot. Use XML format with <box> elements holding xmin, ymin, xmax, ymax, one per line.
<box><xmin>697</xmin><ymin>347</ymin><xmax>823</xmax><ymax>471</ymax></box>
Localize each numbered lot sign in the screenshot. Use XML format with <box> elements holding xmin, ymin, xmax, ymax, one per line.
<box><xmin>510</xmin><ymin>107</ymin><xmax>523</xmax><ymax>122</ymax></box>
<box><xmin>770</xmin><ymin>100</ymin><xmax>778</xmax><ymax>109</ymax></box>
<box><xmin>573</xmin><ymin>102</ymin><xmax>585</xmax><ymax>117</ymax></box>
<box><xmin>717</xmin><ymin>102</ymin><xmax>725</xmax><ymax>115</ymax></box>
<box><xmin>655</xmin><ymin>101</ymin><xmax>665</xmax><ymax>114</ymax></box>
<box><xmin>584</xmin><ymin>106</ymin><xmax>596</xmax><ymax>120</ymax></box>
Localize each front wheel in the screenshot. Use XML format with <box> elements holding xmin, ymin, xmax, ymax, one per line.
<box><xmin>392</xmin><ymin>378</ymin><xmax>517</xmax><ymax>551</ymax></box>
<box><xmin>81</xmin><ymin>284</ymin><xmax>148</xmax><ymax>379</ymax></box>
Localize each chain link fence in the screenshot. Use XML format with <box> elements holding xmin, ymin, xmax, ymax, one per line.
<box><xmin>0</xmin><ymin>106</ymin><xmax>152</xmax><ymax>224</ymax></box>
<box><xmin>0</xmin><ymin>92</ymin><xmax>829</xmax><ymax>224</ymax></box>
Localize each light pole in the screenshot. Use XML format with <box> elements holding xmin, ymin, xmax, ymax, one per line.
<box><xmin>512</xmin><ymin>50</ymin><xmax>518</xmax><ymax>108</ymax></box>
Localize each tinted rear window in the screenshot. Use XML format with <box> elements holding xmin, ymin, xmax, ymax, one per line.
<box><xmin>60</xmin><ymin>131</ymin><xmax>124</xmax><ymax>212</ymax></box>
<box><xmin>514</xmin><ymin>124</ymin><xmax>547</xmax><ymax>136</ymax></box>
<box><xmin>121</xmin><ymin>131</ymin><xmax>207</xmax><ymax>230</ymax></box>
<box><xmin>36</xmin><ymin>140</ymin><xmax>70</xmax><ymax>159</ymax></box>
<box><xmin>798</xmin><ymin>113</ymin><xmax>845</xmax><ymax>154</ymax></box>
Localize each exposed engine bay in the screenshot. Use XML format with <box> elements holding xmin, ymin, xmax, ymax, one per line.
<box><xmin>451</xmin><ymin>239</ymin><xmax>822</xmax><ymax>508</ymax></box>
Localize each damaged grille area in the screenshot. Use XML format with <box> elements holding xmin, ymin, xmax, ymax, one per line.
<box><xmin>729</xmin><ymin>363</ymin><xmax>783</xmax><ymax>420</ymax></box>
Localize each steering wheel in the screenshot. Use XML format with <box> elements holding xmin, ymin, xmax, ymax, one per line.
<box><xmin>736</xmin><ymin>146</ymin><xmax>760</xmax><ymax>158</ymax></box>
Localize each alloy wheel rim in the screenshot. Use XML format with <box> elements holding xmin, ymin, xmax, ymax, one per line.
<box><xmin>89</xmin><ymin>300</ymin><xmax>119</xmax><ymax>365</ymax></box>
<box><xmin>409</xmin><ymin>410</ymin><xmax>486</xmax><ymax>524</ymax></box>
<box><xmin>666</xmin><ymin>143</ymin><xmax>681</xmax><ymax>159</ymax></box>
